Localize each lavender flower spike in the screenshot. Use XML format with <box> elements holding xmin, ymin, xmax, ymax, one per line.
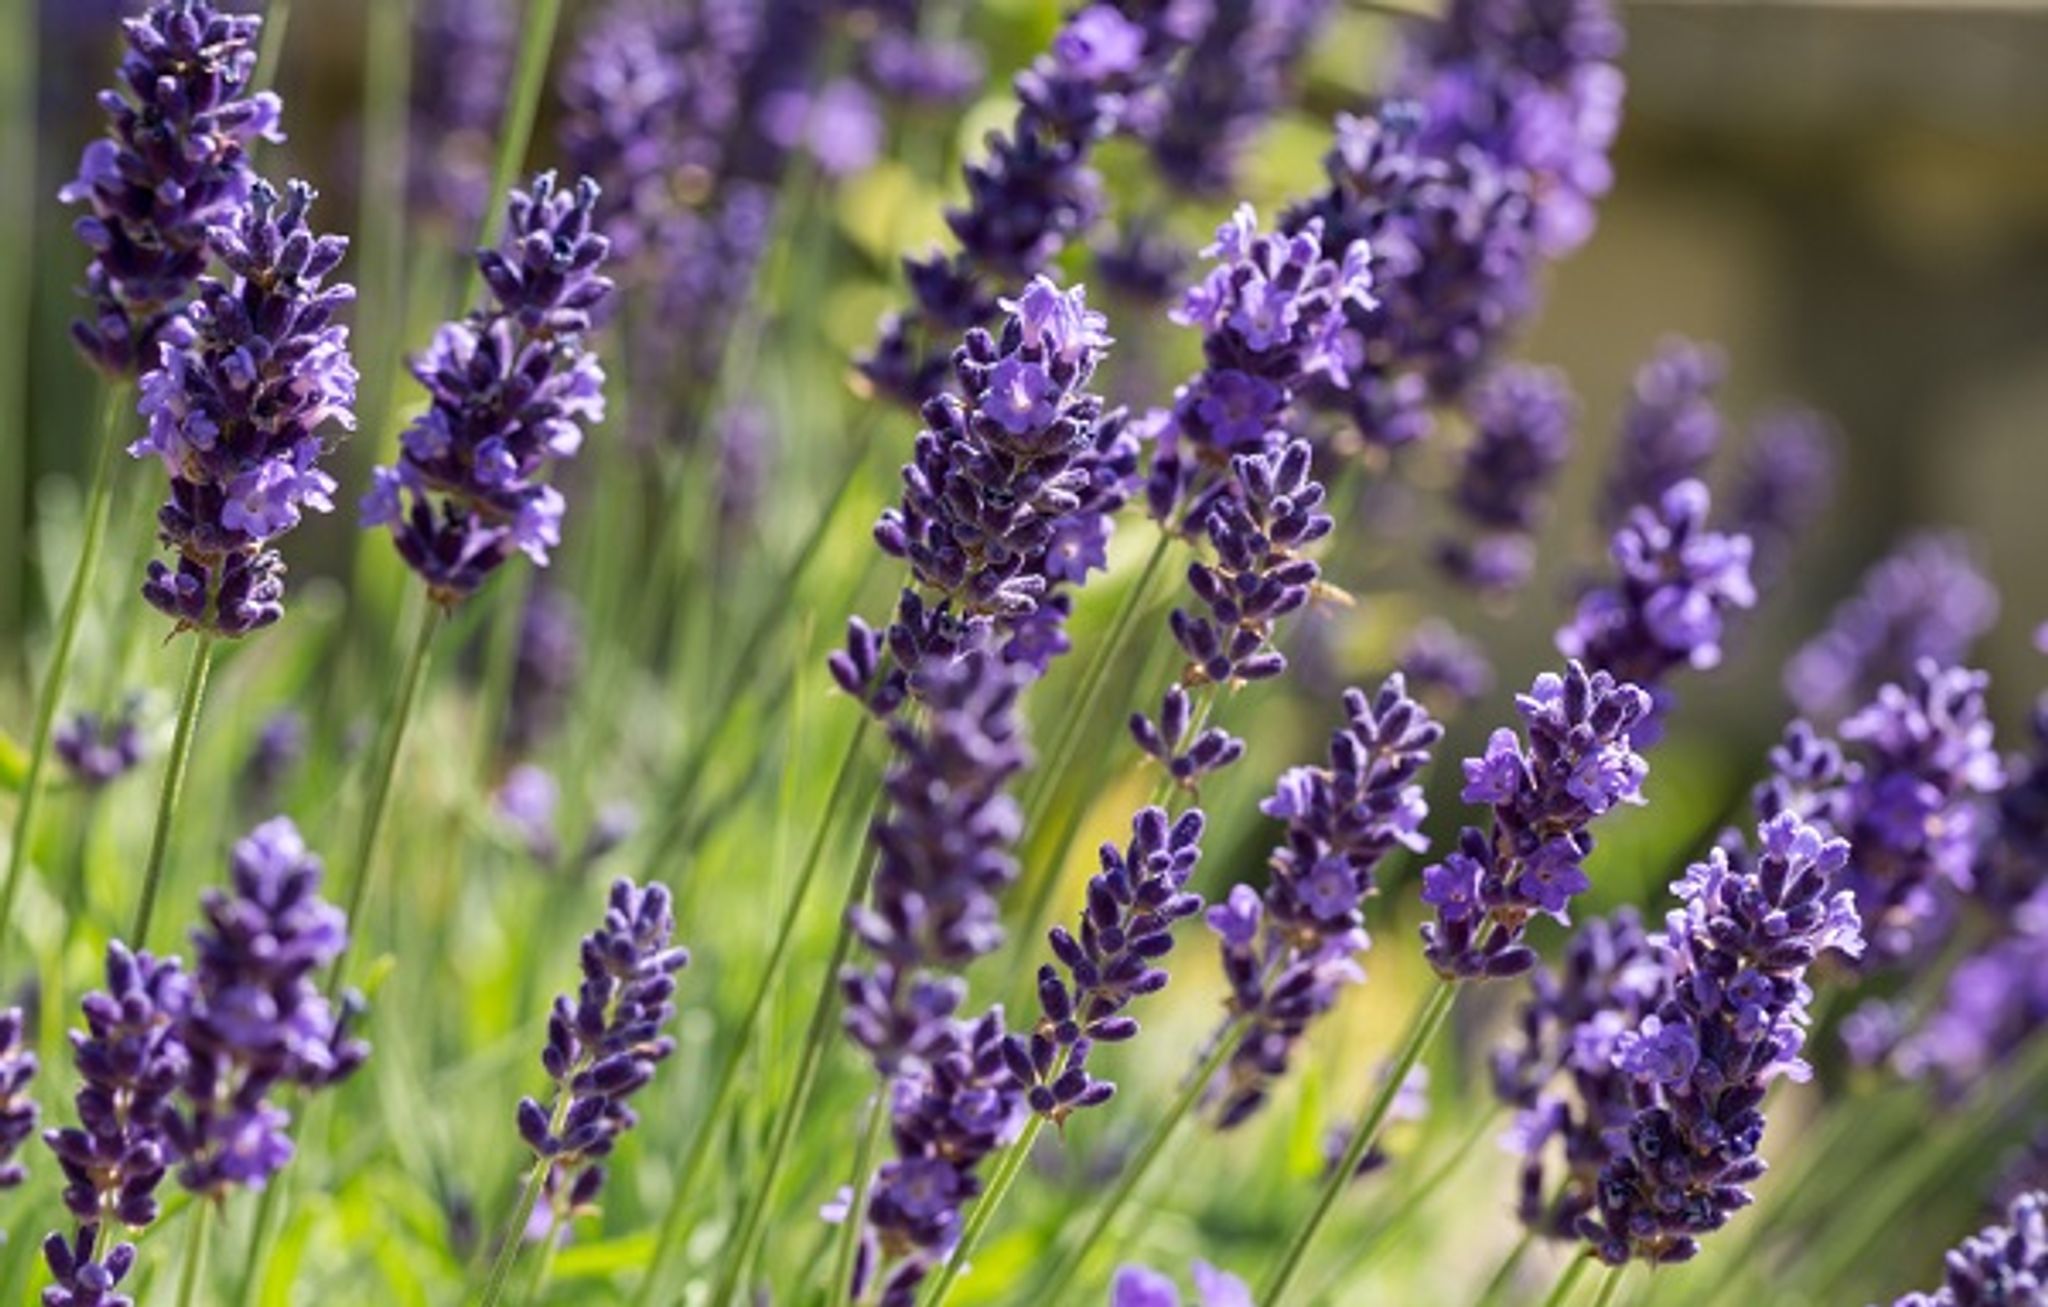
<box><xmin>1600</xmin><ymin>337</ymin><xmax>1724</xmax><ymax>524</ymax></box>
<box><xmin>1420</xmin><ymin>662</ymin><xmax>1653</xmax><ymax>980</ymax></box>
<box><xmin>1439</xmin><ymin>363</ymin><xmax>1575</xmax><ymax>594</ymax></box>
<box><xmin>1890</xmin><ymin>1190</ymin><xmax>2047</xmax><ymax>1306</ymax></box>
<box><xmin>0</xmin><ymin>1009</ymin><xmax>37</xmax><ymax>1189</ymax></box>
<box><xmin>1580</xmin><ymin>812</ymin><xmax>1863</xmax><ymax>1265</ymax></box>
<box><xmin>515</xmin><ymin>878</ymin><xmax>688</xmax><ymax>1222</ymax></box>
<box><xmin>362</xmin><ymin>173</ymin><xmax>614</xmax><ymax>604</ymax></box>
<box><xmin>167</xmin><ymin>817</ymin><xmax>367</xmax><ymax>1195</ymax></box>
<box><xmin>1004</xmin><ymin>807</ymin><xmax>1207</xmax><ymax>1122</ymax></box>
<box><xmin>41</xmin><ymin>1226</ymin><xmax>139</xmax><ymax>1307</ymax></box>
<box><xmin>132</xmin><ymin>179</ymin><xmax>355</xmax><ymax>636</ymax></box>
<box><xmin>61</xmin><ymin>0</ymin><xmax>282</xmax><ymax>376</ymax></box>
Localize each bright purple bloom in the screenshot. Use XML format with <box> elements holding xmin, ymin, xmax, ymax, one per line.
<box><xmin>1890</xmin><ymin>1190</ymin><xmax>2047</xmax><ymax>1307</ymax></box>
<box><xmin>1601</xmin><ymin>339</ymin><xmax>1724</xmax><ymax>526</ymax></box>
<box><xmin>60</xmin><ymin>0</ymin><xmax>282</xmax><ymax>376</ymax></box>
<box><xmin>1110</xmin><ymin>1260</ymin><xmax>1256</xmax><ymax>1307</ymax></box>
<box><xmin>1004</xmin><ymin>807</ymin><xmax>1206</xmax><ymax>1121</ymax></box>
<box><xmin>515</xmin><ymin>878</ymin><xmax>689</xmax><ymax>1224</ymax></box>
<box><xmin>133</xmin><ymin>180</ymin><xmax>354</xmax><ymax>636</ymax></box>
<box><xmin>41</xmin><ymin>1227</ymin><xmax>138</xmax><ymax>1307</ymax></box>
<box><xmin>1440</xmin><ymin>363</ymin><xmax>1574</xmax><ymax>594</ymax></box>
<box><xmin>362</xmin><ymin>173</ymin><xmax>614</xmax><ymax>604</ymax></box>
<box><xmin>1421</xmin><ymin>662</ymin><xmax>1652</xmax><ymax>980</ymax></box>
<box><xmin>1579</xmin><ymin>813</ymin><xmax>1863</xmax><ymax>1265</ymax></box>
<box><xmin>1210</xmin><ymin>677</ymin><xmax>1441</xmax><ymax>1127</ymax></box>
<box><xmin>55</xmin><ymin>699</ymin><xmax>148</xmax><ymax>790</ymax></box>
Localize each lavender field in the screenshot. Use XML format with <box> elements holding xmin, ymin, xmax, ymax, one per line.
<box><xmin>0</xmin><ymin>0</ymin><xmax>2044</xmax><ymax>1303</ymax></box>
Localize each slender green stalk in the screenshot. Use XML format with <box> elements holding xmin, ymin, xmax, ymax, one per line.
<box><xmin>1032</xmin><ymin>1018</ymin><xmax>1251</xmax><ymax>1302</ymax></box>
<box><xmin>1538</xmin><ymin>1257</ymin><xmax>1594</xmax><ymax>1307</ymax></box>
<box><xmin>131</xmin><ymin>634</ymin><xmax>215</xmax><ymax>949</ymax></box>
<box><xmin>628</xmin><ymin>716</ymin><xmax>873</xmax><ymax>1307</ymax></box>
<box><xmin>1475</xmin><ymin>1227</ymin><xmax>1540</xmax><ymax>1306</ymax></box>
<box><xmin>711</xmin><ymin>837</ymin><xmax>885</xmax><ymax>1307</ymax></box>
<box><xmin>475</xmin><ymin>0</ymin><xmax>564</xmax><ymax>257</ymax></box>
<box><xmin>252</xmin><ymin>0</ymin><xmax>294</xmax><ymax>94</ymax></box>
<box><xmin>525</xmin><ymin>1208</ymin><xmax>567</xmax><ymax>1306</ymax></box>
<box><xmin>921</xmin><ymin>1113</ymin><xmax>1047</xmax><ymax>1307</ymax></box>
<box><xmin>232</xmin><ymin>1175</ymin><xmax>283</xmax><ymax>1307</ymax></box>
<box><xmin>1591</xmin><ymin>1264</ymin><xmax>1629</xmax><ymax>1307</ymax></box>
<box><xmin>0</xmin><ymin>0</ymin><xmax>34</xmax><ymax>646</ymax></box>
<box><xmin>328</xmin><ymin>601</ymin><xmax>440</xmax><ymax>991</ymax></box>
<box><xmin>829</xmin><ymin>1090</ymin><xmax>890</xmax><ymax>1307</ymax></box>
<box><xmin>1259</xmin><ymin>978</ymin><xmax>1460</xmax><ymax>1306</ymax></box>
<box><xmin>0</xmin><ymin>383</ymin><xmax>126</xmax><ymax>966</ymax></box>
<box><xmin>481</xmin><ymin>1153</ymin><xmax>555</xmax><ymax>1306</ymax></box>
<box><xmin>174</xmin><ymin>1202</ymin><xmax>213</xmax><ymax>1307</ymax></box>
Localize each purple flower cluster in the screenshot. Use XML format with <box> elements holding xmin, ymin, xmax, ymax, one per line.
<box><xmin>1729</xmin><ymin>406</ymin><xmax>1836</xmax><ymax>584</ymax></box>
<box><xmin>1600</xmin><ymin>339</ymin><xmax>1724</xmax><ymax>526</ymax></box>
<box><xmin>841</xmin><ymin>650</ymin><xmax>1030</xmax><ymax>1073</ymax></box>
<box><xmin>1145</xmin><ymin>205</ymin><xmax>1373</xmax><ymax>520</ymax></box>
<box><xmin>41</xmin><ymin>1226</ymin><xmax>139</xmax><ymax>1307</ymax></box>
<box><xmin>55</xmin><ymin>699</ymin><xmax>148</xmax><ymax>790</ymax></box>
<box><xmin>1140</xmin><ymin>0</ymin><xmax>1332</xmax><ymax>199</ymax></box>
<box><xmin>1110</xmin><ymin>1259</ymin><xmax>1255</xmax><ymax>1307</ymax></box>
<box><xmin>131</xmin><ymin>180</ymin><xmax>354</xmax><ymax>636</ymax></box>
<box><xmin>1492</xmin><ymin>908</ymin><xmax>1665</xmax><ymax>1239</ymax></box>
<box><xmin>846</xmin><ymin>1008</ymin><xmax>1024</xmax><ymax>1307</ymax></box>
<box><xmin>60</xmin><ymin>0</ymin><xmax>281</xmax><ymax>376</ymax></box>
<box><xmin>515</xmin><ymin>878</ymin><xmax>689</xmax><ymax>1221</ymax></box>
<box><xmin>1129</xmin><ymin>682</ymin><xmax>1247</xmax><ymax>790</ymax></box>
<box><xmin>408</xmin><ymin>0</ymin><xmax>513</xmax><ymax>229</ymax></box>
<box><xmin>862</xmin><ymin>2</ymin><xmax>1192</xmax><ymax>404</ymax></box>
<box><xmin>1005</xmin><ymin>807</ymin><xmax>1206</xmax><ymax>1122</ymax></box>
<box><xmin>1439</xmin><ymin>363</ymin><xmax>1575</xmax><ymax>594</ymax></box>
<box><xmin>1420</xmin><ymin>661</ymin><xmax>1653</xmax><ymax>980</ymax></box>
<box><xmin>1557</xmin><ymin>479</ymin><xmax>1757</xmax><ymax>729</ymax></box>
<box><xmin>863</xmin><ymin>24</ymin><xmax>985</xmax><ymax>108</ymax></box>
<box><xmin>1890</xmin><ymin>1190</ymin><xmax>2047</xmax><ymax>1307</ymax></box>
<box><xmin>0</xmin><ymin>1009</ymin><xmax>36</xmax><ymax>1189</ymax></box>
<box><xmin>166</xmin><ymin>817</ymin><xmax>367</xmax><ymax>1195</ymax></box>
<box><xmin>1208</xmin><ymin>676</ymin><xmax>1441</xmax><ymax>1128</ymax></box>
<box><xmin>1785</xmin><ymin>533</ymin><xmax>1999</xmax><ymax>723</ymax></box>
<box><xmin>1398</xmin><ymin>619</ymin><xmax>1496</xmax><ymax>714</ymax></box>
<box><xmin>1891</xmin><ymin>887</ymin><xmax>2048</xmax><ymax>1101</ymax></box>
<box><xmin>1580</xmin><ymin>813</ymin><xmax>1863</xmax><ymax>1265</ymax></box>
<box><xmin>362</xmin><ymin>173</ymin><xmax>614</xmax><ymax>604</ymax></box>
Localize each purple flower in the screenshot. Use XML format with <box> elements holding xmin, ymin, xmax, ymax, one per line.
<box><xmin>55</xmin><ymin>699</ymin><xmax>148</xmax><ymax>790</ymax></box>
<box><xmin>1004</xmin><ymin>808</ymin><xmax>1206</xmax><ymax>1121</ymax></box>
<box><xmin>1129</xmin><ymin>682</ymin><xmax>1247</xmax><ymax>790</ymax></box>
<box><xmin>1398</xmin><ymin>620</ymin><xmax>1495</xmax><ymax>713</ymax></box>
<box><xmin>495</xmin><ymin>765</ymin><xmax>562</xmax><ymax>866</ymax></box>
<box><xmin>1211</xmin><ymin>676</ymin><xmax>1441</xmax><ymax>1127</ymax></box>
<box><xmin>1729</xmin><ymin>406</ymin><xmax>1836</xmax><ymax>584</ymax></box>
<box><xmin>1579</xmin><ymin>812</ymin><xmax>1863</xmax><ymax>1265</ymax></box>
<box><xmin>515</xmin><ymin>878</ymin><xmax>688</xmax><ymax>1225</ymax></box>
<box><xmin>1440</xmin><ymin>363</ymin><xmax>1574</xmax><ymax>594</ymax></box>
<box><xmin>1891</xmin><ymin>902</ymin><xmax>2048</xmax><ymax>1101</ymax></box>
<box><xmin>864</xmin><ymin>29</ymin><xmax>985</xmax><ymax>107</ymax></box>
<box><xmin>1422</xmin><ymin>662</ymin><xmax>1652</xmax><ymax>980</ymax></box>
<box><xmin>1112</xmin><ymin>1265</ymin><xmax>1180</xmax><ymax>1307</ymax></box>
<box><xmin>133</xmin><ymin>180</ymin><xmax>354</xmax><ymax>637</ymax></box>
<box><xmin>0</xmin><ymin>1009</ymin><xmax>37</xmax><ymax>1190</ymax></box>
<box><xmin>407</xmin><ymin>0</ymin><xmax>513</xmax><ymax>229</ymax></box>
<box><xmin>61</xmin><ymin>0</ymin><xmax>282</xmax><ymax>376</ymax></box>
<box><xmin>1601</xmin><ymin>338</ymin><xmax>1724</xmax><ymax>525</ymax></box>
<box><xmin>1889</xmin><ymin>1189</ymin><xmax>2047</xmax><ymax>1307</ymax></box>
<box><xmin>41</xmin><ymin>1227</ymin><xmax>138</xmax><ymax>1307</ymax></box>
<box><xmin>363</xmin><ymin>173</ymin><xmax>614</xmax><ymax>605</ymax></box>
<box><xmin>1141</xmin><ymin>0</ymin><xmax>1333</xmax><ymax>198</ymax></box>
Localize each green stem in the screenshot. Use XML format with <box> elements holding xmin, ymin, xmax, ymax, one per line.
<box><xmin>232</xmin><ymin>1178</ymin><xmax>283</xmax><ymax>1307</ymax></box>
<box><xmin>481</xmin><ymin>1157</ymin><xmax>554</xmax><ymax>1307</ymax></box>
<box><xmin>1032</xmin><ymin>1018</ymin><xmax>1251</xmax><ymax>1302</ymax></box>
<box><xmin>174</xmin><ymin>1201</ymin><xmax>213</xmax><ymax>1307</ymax></box>
<box><xmin>1538</xmin><ymin>1257</ymin><xmax>1593</xmax><ymax>1307</ymax></box>
<box><xmin>829</xmin><ymin>1090</ymin><xmax>890</xmax><ymax>1307</ymax></box>
<box><xmin>524</xmin><ymin>1207</ymin><xmax>566</xmax><ymax>1305</ymax></box>
<box><xmin>921</xmin><ymin>1114</ymin><xmax>1046</xmax><ymax>1307</ymax></box>
<box><xmin>475</xmin><ymin>0</ymin><xmax>564</xmax><ymax>257</ymax></box>
<box><xmin>1591</xmin><ymin>1264</ymin><xmax>1628</xmax><ymax>1307</ymax></box>
<box><xmin>0</xmin><ymin>383</ymin><xmax>126</xmax><ymax>966</ymax></box>
<box><xmin>328</xmin><ymin>601</ymin><xmax>440</xmax><ymax>992</ymax></box>
<box><xmin>1259</xmin><ymin>978</ymin><xmax>1460</xmax><ymax>1306</ymax></box>
<box><xmin>131</xmin><ymin>634</ymin><xmax>215</xmax><ymax>949</ymax></box>
<box><xmin>711</xmin><ymin>835</ymin><xmax>885</xmax><ymax>1307</ymax></box>
<box><xmin>628</xmin><ymin>715</ymin><xmax>873</xmax><ymax>1307</ymax></box>
<box><xmin>1475</xmin><ymin>1228</ymin><xmax>1539</xmax><ymax>1307</ymax></box>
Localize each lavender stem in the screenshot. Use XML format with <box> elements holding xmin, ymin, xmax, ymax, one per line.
<box><xmin>174</xmin><ymin>1201</ymin><xmax>212</xmax><ymax>1307</ymax></box>
<box><xmin>130</xmin><ymin>632</ymin><xmax>215</xmax><ymax>948</ymax></box>
<box><xmin>0</xmin><ymin>382</ymin><xmax>126</xmax><ymax>969</ymax></box>
<box><xmin>922</xmin><ymin>1112</ymin><xmax>1047</xmax><ymax>1307</ymax></box>
<box><xmin>828</xmin><ymin>1090</ymin><xmax>890</xmax><ymax>1307</ymax></box>
<box><xmin>1539</xmin><ymin>1257</ymin><xmax>1594</xmax><ymax>1307</ymax></box>
<box><xmin>1591</xmin><ymin>1264</ymin><xmax>1629</xmax><ymax>1307</ymax></box>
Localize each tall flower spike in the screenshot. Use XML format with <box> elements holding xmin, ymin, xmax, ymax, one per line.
<box><xmin>1142</xmin><ymin>0</ymin><xmax>1333</xmax><ymax>200</ymax></box>
<box><xmin>515</xmin><ymin>878</ymin><xmax>688</xmax><ymax>1221</ymax></box>
<box><xmin>1210</xmin><ymin>675</ymin><xmax>1441</xmax><ymax>1127</ymax></box>
<box><xmin>1889</xmin><ymin>1190</ymin><xmax>2047</xmax><ymax>1306</ymax></box>
<box><xmin>1890</xmin><ymin>884</ymin><xmax>2048</xmax><ymax>1101</ymax></box>
<box><xmin>1420</xmin><ymin>661</ymin><xmax>1653</xmax><ymax>980</ymax></box>
<box><xmin>1600</xmin><ymin>338</ymin><xmax>1724</xmax><ymax>526</ymax></box>
<box><xmin>131</xmin><ymin>179</ymin><xmax>355</xmax><ymax>636</ymax></box>
<box><xmin>44</xmin><ymin>943</ymin><xmax>188</xmax><ymax>1232</ymax></box>
<box><xmin>41</xmin><ymin>1226</ymin><xmax>139</xmax><ymax>1307</ymax></box>
<box><xmin>166</xmin><ymin>818</ymin><xmax>366</xmax><ymax>1196</ymax></box>
<box><xmin>1004</xmin><ymin>807</ymin><xmax>1206</xmax><ymax>1122</ymax></box>
<box><xmin>60</xmin><ymin>0</ymin><xmax>282</xmax><ymax>376</ymax></box>
<box><xmin>0</xmin><ymin>1009</ymin><xmax>37</xmax><ymax>1188</ymax></box>
<box><xmin>1439</xmin><ymin>363</ymin><xmax>1574</xmax><ymax>594</ymax></box>
<box><xmin>362</xmin><ymin>173</ymin><xmax>615</xmax><ymax>604</ymax></box>
<box><xmin>1582</xmin><ymin>813</ymin><xmax>1863</xmax><ymax>1265</ymax></box>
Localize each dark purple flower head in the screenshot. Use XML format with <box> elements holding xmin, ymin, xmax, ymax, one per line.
<box><xmin>1580</xmin><ymin>812</ymin><xmax>1862</xmax><ymax>1265</ymax></box>
<box><xmin>1558</xmin><ymin>480</ymin><xmax>1757</xmax><ymax>718</ymax></box>
<box><xmin>1752</xmin><ymin>718</ymin><xmax>1860</xmax><ymax>836</ymax></box>
<box><xmin>0</xmin><ymin>1009</ymin><xmax>37</xmax><ymax>1190</ymax></box>
<box><xmin>131</xmin><ymin>179</ymin><xmax>354</xmax><ymax>637</ymax></box>
<box><xmin>1729</xmin><ymin>406</ymin><xmax>1836</xmax><ymax>584</ymax></box>
<box><xmin>40</xmin><ymin>1227</ymin><xmax>138</xmax><ymax>1307</ymax></box>
<box><xmin>362</xmin><ymin>173</ymin><xmax>614</xmax><ymax>605</ymax></box>
<box><xmin>168</xmin><ymin>817</ymin><xmax>366</xmax><ymax>1196</ymax></box>
<box><xmin>61</xmin><ymin>0</ymin><xmax>282</xmax><ymax>376</ymax></box>
<box><xmin>516</xmin><ymin>878</ymin><xmax>689</xmax><ymax>1217</ymax></box>
<box><xmin>1891</xmin><ymin>1190</ymin><xmax>2048</xmax><ymax>1307</ymax></box>
<box><xmin>1142</xmin><ymin>0</ymin><xmax>1332</xmax><ymax>199</ymax></box>
<box><xmin>1785</xmin><ymin>534</ymin><xmax>1998</xmax><ymax>724</ymax></box>
<box><xmin>1004</xmin><ymin>807</ymin><xmax>1207</xmax><ymax>1121</ymax></box>
<box><xmin>1440</xmin><ymin>363</ymin><xmax>1574</xmax><ymax>593</ymax></box>
<box><xmin>1602</xmin><ymin>339</ymin><xmax>1724</xmax><ymax>526</ymax></box>
<box><xmin>1211</xmin><ymin>676</ymin><xmax>1442</xmax><ymax>1127</ymax></box>
<box><xmin>1421</xmin><ymin>661</ymin><xmax>1652</xmax><ymax>980</ymax></box>
<box><xmin>56</xmin><ymin>698</ymin><xmax>149</xmax><ymax>790</ymax></box>
<box><xmin>45</xmin><ymin>943</ymin><xmax>188</xmax><ymax>1232</ymax></box>
<box><xmin>1129</xmin><ymin>683</ymin><xmax>1247</xmax><ymax>790</ymax></box>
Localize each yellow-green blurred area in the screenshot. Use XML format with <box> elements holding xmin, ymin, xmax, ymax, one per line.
<box><xmin>0</xmin><ymin>1</ymin><xmax>2045</xmax><ymax>1305</ymax></box>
